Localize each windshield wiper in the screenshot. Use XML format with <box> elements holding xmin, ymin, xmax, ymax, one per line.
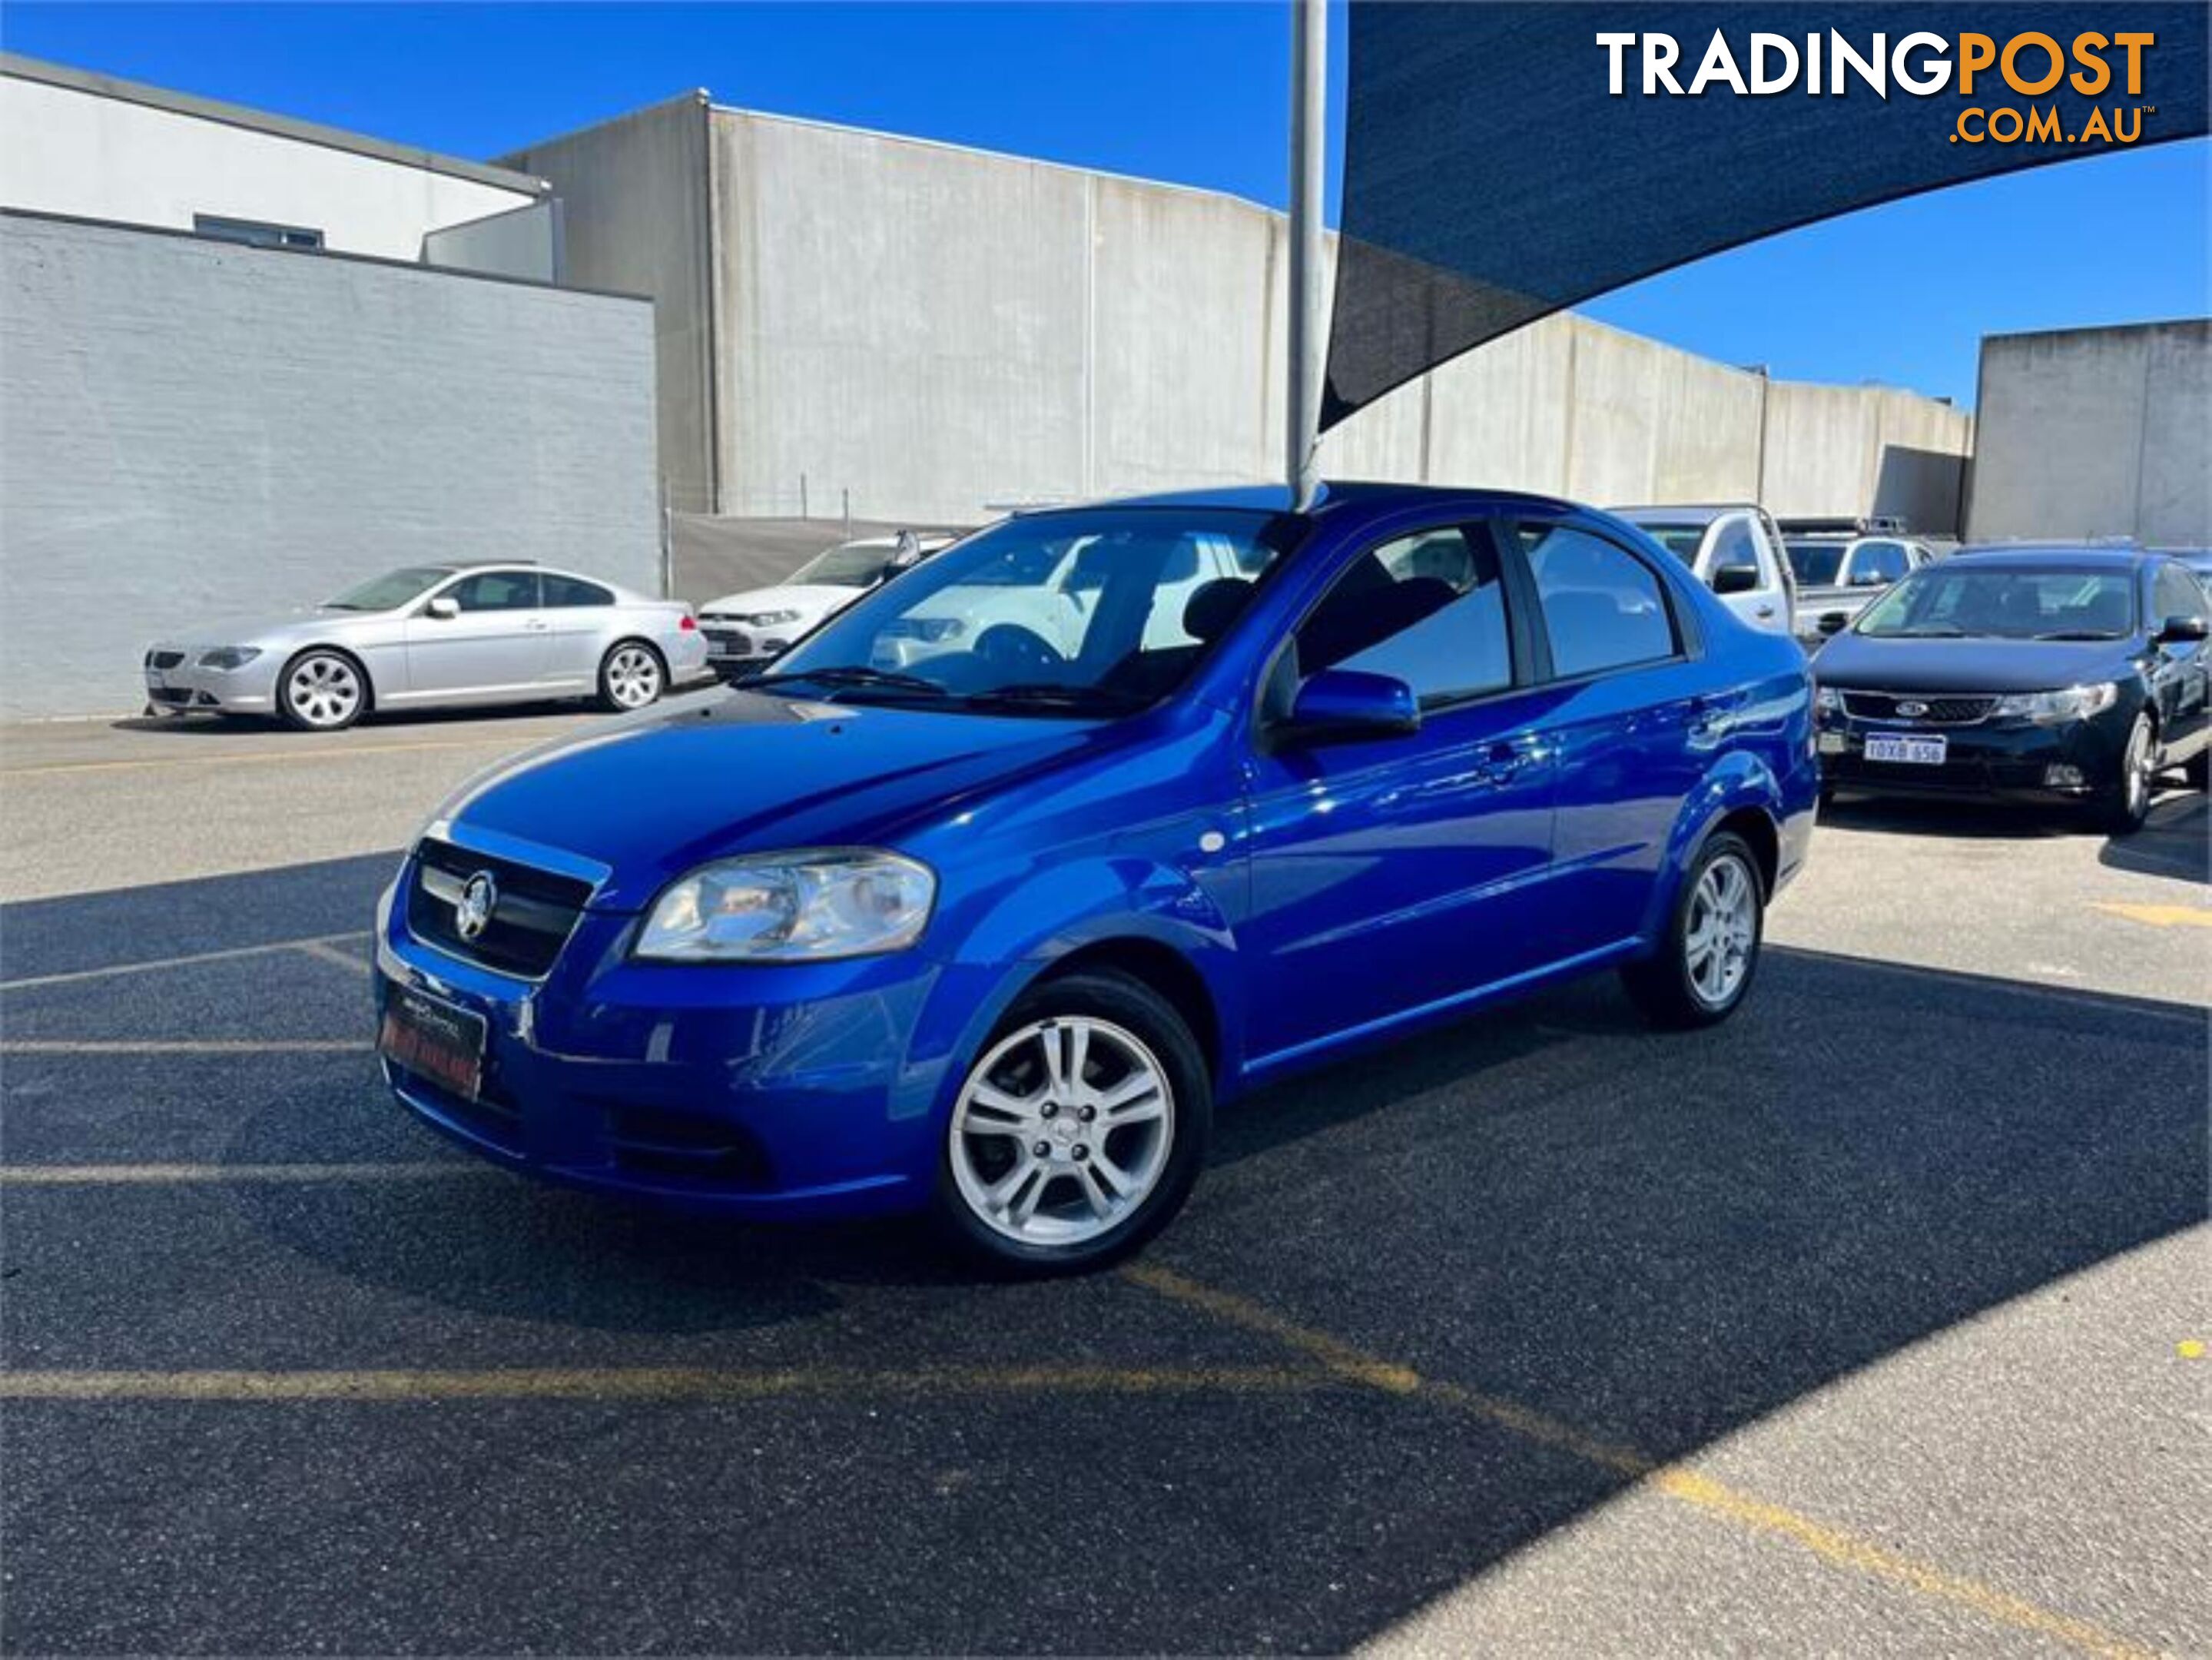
<box><xmin>1881</xmin><ymin>624</ymin><xmax>1969</xmax><ymax>638</ymax></box>
<box><xmin>950</xmin><ymin>682</ymin><xmax>1147</xmax><ymax>715</ymax></box>
<box><xmin>2032</xmin><ymin>629</ymin><xmax>2122</xmax><ymax>641</ymax></box>
<box><xmin>743</xmin><ymin>666</ymin><xmax>950</xmax><ymax>699</ymax></box>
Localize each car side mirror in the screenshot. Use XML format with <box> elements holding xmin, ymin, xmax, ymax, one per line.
<box><xmin>1282</xmin><ymin>669</ymin><xmax>1421</xmax><ymax>744</ymax></box>
<box><xmin>424</xmin><ymin>596</ymin><xmax>460</xmax><ymax>619</ymax></box>
<box><xmin>2156</xmin><ymin>613</ymin><xmax>2210</xmax><ymax>645</ymax></box>
<box><xmin>1710</xmin><ymin>566</ymin><xmax>1759</xmax><ymax>597</ymax></box>
<box><xmin>1817</xmin><ymin>611</ymin><xmax>1850</xmax><ymax>636</ymax></box>
<box><xmin>1849</xmin><ymin>569</ymin><xmax>1889</xmax><ymax>588</ymax></box>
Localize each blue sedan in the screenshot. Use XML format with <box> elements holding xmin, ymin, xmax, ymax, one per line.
<box><xmin>375</xmin><ymin>484</ymin><xmax>1817</xmax><ymax>1272</ymax></box>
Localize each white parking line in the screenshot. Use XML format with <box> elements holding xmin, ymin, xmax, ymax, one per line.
<box><xmin>292</xmin><ymin>939</ymin><xmax>372</xmax><ymax>975</ymax></box>
<box><xmin>0</xmin><ymin>1162</ymin><xmax>484</xmax><ymax>1186</ymax></box>
<box><xmin>0</xmin><ymin>932</ymin><xmax>373</xmax><ymax>992</ymax></box>
<box><xmin>0</xmin><ymin>1040</ymin><xmax>371</xmax><ymax>1055</ymax></box>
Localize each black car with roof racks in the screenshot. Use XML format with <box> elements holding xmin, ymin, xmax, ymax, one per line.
<box><xmin>1811</xmin><ymin>545</ymin><xmax>2211</xmax><ymax>832</ymax></box>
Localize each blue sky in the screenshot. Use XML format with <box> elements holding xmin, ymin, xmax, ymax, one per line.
<box><xmin>5</xmin><ymin>2</ymin><xmax>2204</xmax><ymax>407</ymax></box>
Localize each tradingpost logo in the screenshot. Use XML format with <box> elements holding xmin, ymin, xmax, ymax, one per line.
<box><xmin>1596</xmin><ymin>28</ymin><xmax>2164</xmax><ymax>144</ymax></box>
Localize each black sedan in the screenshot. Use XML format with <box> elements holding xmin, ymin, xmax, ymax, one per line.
<box><xmin>1812</xmin><ymin>546</ymin><xmax>2211</xmax><ymax>832</ymax></box>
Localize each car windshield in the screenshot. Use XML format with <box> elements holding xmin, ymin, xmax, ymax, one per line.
<box><xmin>1633</xmin><ymin>524</ymin><xmax>1707</xmax><ymax>564</ymax></box>
<box><xmin>324</xmin><ymin>566</ymin><xmax>453</xmax><ymax>612</ymax></box>
<box><xmin>789</xmin><ymin>544</ymin><xmax>902</xmax><ymax>589</ymax></box>
<box><xmin>1855</xmin><ymin>566</ymin><xmax>2137</xmax><ymax>640</ymax></box>
<box><xmin>759</xmin><ymin>508</ymin><xmax>1292</xmax><ymax>715</ymax></box>
<box><xmin>1786</xmin><ymin>541</ymin><xmax>1847</xmax><ymax>586</ymax></box>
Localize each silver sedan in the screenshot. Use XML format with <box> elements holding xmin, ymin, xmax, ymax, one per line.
<box><xmin>141</xmin><ymin>563</ymin><xmax>710</xmax><ymax>732</ymax></box>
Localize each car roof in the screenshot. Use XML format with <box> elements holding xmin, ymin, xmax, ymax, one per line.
<box><xmin>1607</xmin><ymin>503</ymin><xmax>1763</xmax><ymax>524</ymax></box>
<box><xmin>1944</xmin><ymin>545</ymin><xmax>2152</xmax><ymax>572</ymax></box>
<box><xmin>1066</xmin><ymin>480</ymin><xmax>1589</xmax><ymax>523</ymax></box>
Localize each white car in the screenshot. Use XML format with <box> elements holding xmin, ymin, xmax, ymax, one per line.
<box><xmin>698</xmin><ymin>533</ymin><xmax>959</xmax><ymax>677</ymax></box>
<box><xmin>868</xmin><ymin>527</ymin><xmax>1262</xmax><ymax>673</ymax></box>
<box><xmin>1611</xmin><ymin>503</ymin><xmax>1799</xmax><ymax>638</ymax></box>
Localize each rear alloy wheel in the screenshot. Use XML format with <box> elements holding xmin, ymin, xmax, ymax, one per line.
<box><xmin>937</xmin><ymin>971</ymin><xmax>1209</xmax><ymax>1275</ymax></box>
<box><xmin>1622</xmin><ymin>830</ymin><xmax>1766</xmax><ymax>1029</ymax></box>
<box><xmin>2101</xmin><ymin>713</ymin><xmax>2155</xmax><ymax>835</ymax></box>
<box><xmin>280</xmin><ymin>650</ymin><xmax>366</xmax><ymax>732</ymax></box>
<box><xmin>599</xmin><ymin>642</ymin><xmax>665</xmax><ymax>712</ymax></box>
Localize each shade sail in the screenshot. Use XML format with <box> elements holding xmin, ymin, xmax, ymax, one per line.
<box><xmin>1324</xmin><ymin>4</ymin><xmax>2209</xmax><ymax>428</ymax></box>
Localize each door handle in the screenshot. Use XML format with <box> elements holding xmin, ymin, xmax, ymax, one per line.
<box><xmin>1474</xmin><ymin>739</ymin><xmax>1540</xmax><ymax>782</ymax></box>
<box><xmin>1754</xmin><ymin>604</ymin><xmax>1777</xmax><ymax>619</ymax></box>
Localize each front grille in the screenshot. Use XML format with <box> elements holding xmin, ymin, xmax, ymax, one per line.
<box><xmin>406</xmin><ymin>838</ymin><xmax>592</xmax><ymax>978</ymax></box>
<box><xmin>703</xmin><ymin>627</ymin><xmax>751</xmax><ymax>656</ymax></box>
<box><xmin>1840</xmin><ymin>692</ymin><xmax>1998</xmax><ymax>725</ymax></box>
<box><xmin>147</xmin><ymin>687</ymin><xmax>193</xmax><ymax>706</ymax></box>
<box><xmin>147</xmin><ymin>650</ymin><xmax>185</xmax><ymax>670</ymax></box>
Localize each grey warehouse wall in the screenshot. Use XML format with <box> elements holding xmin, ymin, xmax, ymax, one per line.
<box><xmin>509</xmin><ymin>98</ymin><xmax>1971</xmax><ymax>533</ymax></box>
<box><xmin>1967</xmin><ymin>320</ymin><xmax>2211</xmax><ymax>546</ymax></box>
<box><xmin>500</xmin><ymin>95</ymin><xmax>716</xmax><ymax>514</ymax></box>
<box><xmin>0</xmin><ymin>212</ymin><xmax>658</xmax><ymax>718</ymax></box>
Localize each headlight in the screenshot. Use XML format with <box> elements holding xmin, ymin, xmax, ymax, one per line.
<box><xmin>1813</xmin><ymin>685</ymin><xmax>1843</xmax><ymax>715</ymax></box>
<box><xmin>1992</xmin><ymin>683</ymin><xmax>2121</xmax><ymax>724</ymax></box>
<box><xmin>740</xmin><ymin>609</ymin><xmax>803</xmax><ymax>627</ymax></box>
<box><xmin>197</xmin><ymin>647</ymin><xmax>264</xmax><ymax>671</ymax></box>
<box><xmin>635</xmin><ymin>849</ymin><xmax>934</xmax><ymax>962</ymax></box>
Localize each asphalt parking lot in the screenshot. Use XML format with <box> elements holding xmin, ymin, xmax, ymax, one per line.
<box><xmin>2</xmin><ymin>701</ymin><xmax>2205</xmax><ymax>1656</ymax></box>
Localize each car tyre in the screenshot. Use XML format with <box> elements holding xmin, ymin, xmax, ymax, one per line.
<box><xmin>598</xmin><ymin>640</ymin><xmax>666</xmax><ymax>712</ymax></box>
<box><xmin>935</xmin><ymin>969</ymin><xmax>1211</xmax><ymax>1277</ymax></box>
<box><xmin>2100</xmin><ymin>712</ymin><xmax>2155</xmax><ymax>835</ymax></box>
<box><xmin>1621</xmin><ymin>829</ymin><xmax>1766</xmax><ymax>1030</ymax></box>
<box><xmin>278</xmin><ymin>649</ymin><xmax>368</xmax><ymax>732</ymax></box>
<box><xmin>2186</xmin><ymin>746</ymin><xmax>2210</xmax><ymax>791</ymax></box>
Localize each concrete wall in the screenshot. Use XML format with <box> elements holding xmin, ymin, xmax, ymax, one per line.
<box><xmin>0</xmin><ymin>69</ymin><xmax>538</xmax><ymax>261</ymax></box>
<box><xmin>0</xmin><ymin>213</ymin><xmax>659</xmax><ymax>718</ymax></box>
<box><xmin>502</xmin><ymin>96</ymin><xmax>717</xmax><ymax>515</ymax></box>
<box><xmin>1968</xmin><ymin>320</ymin><xmax>2211</xmax><ymax>545</ymax></box>
<box><xmin>711</xmin><ymin>110</ymin><xmax>1092</xmax><ymax>523</ymax></box>
<box><xmin>514</xmin><ymin>98</ymin><xmax>1972</xmax><ymax>532</ymax></box>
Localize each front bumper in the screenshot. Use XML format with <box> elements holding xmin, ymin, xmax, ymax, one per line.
<box><xmin>373</xmin><ymin>866</ymin><xmax>954</xmax><ymax>1220</ymax></box>
<box><xmin>700</xmin><ymin>623</ymin><xmax>794</xmax><ymax>678</ymax></box>
<box><xmin>1816</xmin><ymin>706</ymin><xmax>2131</xmax><ymax>802</ymax></box>
<box><xmin>141</xmin><ymin>650</ymin><xmax>279</xmax><ymax>713</ymax></box>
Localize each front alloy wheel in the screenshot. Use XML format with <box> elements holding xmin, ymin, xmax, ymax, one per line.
<box><xmin>938</xmin><ymin>971</ymin><xmax>1209</xmax><ymax>1273</ymax></box>
<box><xmin>2102</xmin><ymin>712</ymin><xmax>2155</xmax><ymax>835</ymax></box>
<box><xmin>280</xmin><ymin>650</ymin><xmax>366</xmax><ymax>732</ymax></box>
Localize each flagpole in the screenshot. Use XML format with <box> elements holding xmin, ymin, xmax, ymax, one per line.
<box><xmin>1286</xmin><ymin>0</ymin><xmax>1326</xmax><ymax>510</ymax></box>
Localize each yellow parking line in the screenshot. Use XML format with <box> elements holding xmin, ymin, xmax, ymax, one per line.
<box><xmin>2092</xmin><ymin>901</ymin><xmax>2212</xmax><ymax>930</ymax></box>
<box><xmin>1124</xmin><ymin>1265</ymin><xmax>2152</xmax><ymax>1660</ymax></box>
<box><xmin>0</xmin><ymin>1040</ymin><xmax>370</xmax><ymax>1055</ymax></box>
<box><xmin>0</xmin><ymin>1162</ymin><xmax>484</xmax><ymax>1186</ymax></box>
<box><xmin>0</xmin><ymin>736</ymin><xmax>536</xmax><ymax>779</ymax></box>
<box><xmin>0</xmin><ymin>1363</ymin><xmax>1340</xmax><ymax>1403</ymax></box>
<box><xmin>0</xmin><ymin>932</ymin><xmax>373</xmax><ymax>992</ymax></box>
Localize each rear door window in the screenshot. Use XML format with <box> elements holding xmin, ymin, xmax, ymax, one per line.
<box><xmin>1517</xmin><ymin>524</ymin><xmax>1679</xmax><ymax>679</ymax></box>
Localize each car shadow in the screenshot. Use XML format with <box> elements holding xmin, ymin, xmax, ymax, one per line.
<box><xmin>2</xmin><ymin>854</ymin><xmax>2204</xmax><ymax>1653</ymax></box>
<box><xmin>106</xmin><ymin>683</ymin><xmax>725</xmax><ymax>738</ymax></box>
<box><xmin>1826</xmin><ymin>782</ymin><xmax>2206</xmax><ymax>866</ymax></box>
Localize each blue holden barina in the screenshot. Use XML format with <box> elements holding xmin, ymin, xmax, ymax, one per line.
<box><xmin>376</xmin><ymin>484</ymin><xmax>1819</xmax><ymax>1272</ymax></box>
